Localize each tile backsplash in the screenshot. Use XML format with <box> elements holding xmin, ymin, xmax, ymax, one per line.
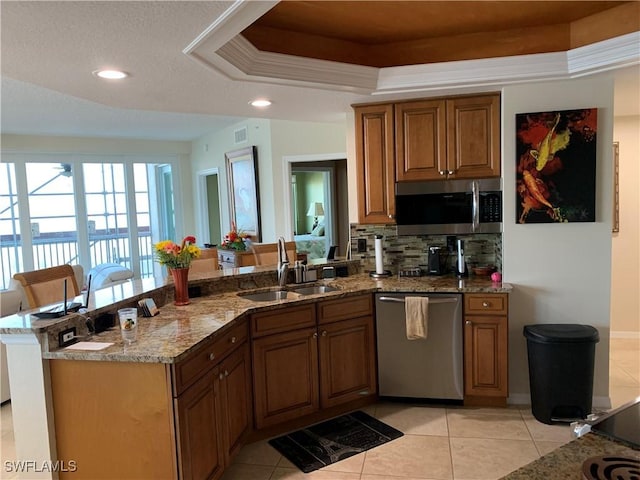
<box><xmin>349</xmin><ymin>223</ymin><xmax>502</xmax><ymax>274</ymax></box>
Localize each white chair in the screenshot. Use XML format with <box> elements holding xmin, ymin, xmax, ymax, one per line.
<box><xmin>88</xmin><ymin>263</ymin><xmax>134</xmax><ymax>289</ymax></box>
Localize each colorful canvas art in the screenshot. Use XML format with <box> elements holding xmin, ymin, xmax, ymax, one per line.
<box><xmin>516</xmin><ymin>108</ymin><xmax>597</xmax><ymax>224</ymax></box>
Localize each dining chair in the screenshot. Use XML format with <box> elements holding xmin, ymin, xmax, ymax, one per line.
<box><xmin>189</xmin><ymin>248</ymin><xmax>220</xmax><ymax>275</ymax></box>
<box><xmin>13</xmin><ymin>264</ymin><xmax>80</xmax><ymax>309</ymax></box>
<box><xmin>251</xmin><ymin>241</ymin><xmax>297</xmax><ymax>266</ymax></box>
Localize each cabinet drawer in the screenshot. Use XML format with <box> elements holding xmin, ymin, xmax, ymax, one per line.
<box><xmin>251</xmin><ymin>304</ymin><xmax>316</xmax><ymax>338</ymax></box>
<box><xmin>464</xmin><ymin>294</ymin><xmax>508</xmax><ymax>316</ymax></box>
<box><xmin>173</xmin><ymin>320</ymin><xmax>248</xmax><ymax>396</ymax></box>
<box><xmin>318</xmin><ymin>294</ymin><xmax>373</xmax><ymax>325</ymax></box>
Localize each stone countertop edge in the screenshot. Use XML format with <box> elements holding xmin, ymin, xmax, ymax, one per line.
<box><xmin>499</xmin><ymin>433</ymin><xmax>639</xmax><ymax>479</ymax></box>
<box><xmin>30</xmin><ymin>272</ymin><xmax>511</xmax><ymax>364</ymax></box>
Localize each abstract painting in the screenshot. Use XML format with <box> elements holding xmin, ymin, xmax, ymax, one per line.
<box><xmin>516</xmin><ymin>108</ymin><xmax>597</xmax><ymax>224</ymax></box>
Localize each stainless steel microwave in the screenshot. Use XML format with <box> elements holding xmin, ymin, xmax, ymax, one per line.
<box><xmin>395</xmin><ymin>178</ymin><xmax>502</xmax><ymax>235</ymax></box>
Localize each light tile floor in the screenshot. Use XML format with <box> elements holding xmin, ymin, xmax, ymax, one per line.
<box><xmin>0</xmin><ymin>338</ymin><xmax>638</xmax><ymax>480</ymax></box>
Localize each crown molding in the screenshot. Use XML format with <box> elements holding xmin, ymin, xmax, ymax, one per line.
<box><xmin>567</xmin><ymin>31</ymin><xmax>640</xmax><ymax>77</ymax></box>
<box><xmin>182</xmin><ymin>0</ymin><xmax>277</xmax><ymax>56</ymax></box>
<box><xmin>215</xmin><ymin>36</ymin><xmax>378</xmax><ymax>91</ymax></box>
<box><xmin>375</xmin><ymin>52</ymin><xmax>570</xmax><ymax>94</ymax></box>
<box><xmin>185</xmin><ymin>3</ymin><xmax>639</xmax><ymax>95</ymax></box>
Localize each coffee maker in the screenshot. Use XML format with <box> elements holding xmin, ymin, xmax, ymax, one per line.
<box><xmin>427</xmin><ymin>246</ymin><xmax>448</xmax><ymax>275</ymax></box>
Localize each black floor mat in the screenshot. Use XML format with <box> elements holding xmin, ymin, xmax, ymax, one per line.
<box><xmin>268</xmin><ymin>410</ymin><xmax>403</xmax><ymax>473</ymax></box>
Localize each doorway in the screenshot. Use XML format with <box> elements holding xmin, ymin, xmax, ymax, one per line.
<box><xmin>288</xmin><ymin>159</ymin><xmax>348</xmax><ymax>260</ymax></box>
<box><xmin>197</xmin><ymin>168</ymin><xmax>222</xmax><ymax>247</ymax></box>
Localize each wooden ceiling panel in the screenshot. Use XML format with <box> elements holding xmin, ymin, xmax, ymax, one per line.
<box><xmin>241</xmin><ymin>1</ymin><xmax>634</xmax><ymax>67</ymax></box>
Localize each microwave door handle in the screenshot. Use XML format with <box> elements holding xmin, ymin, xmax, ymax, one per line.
<box><xmin>472</xmin><ymin>180</ymin><xmax>480</xmax><ymax>232</ymax></box>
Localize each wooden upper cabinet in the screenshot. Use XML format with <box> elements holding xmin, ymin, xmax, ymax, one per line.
<box><xmin>395</xmin><ymin>99</ymin><xmax>447</xmax><ymax>181</ymax></box>
<box><xmin>354</xmin><ymin>104</ymin><xmax>396</xmax><ymax>224</ymax></box>
<box><xmin>446</xmin><ymin>94</ymin><xmax>501</xmax><ymax>179</ymax></box>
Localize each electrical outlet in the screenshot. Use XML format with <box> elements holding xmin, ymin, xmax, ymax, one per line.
<box><xmin>357</xmin><ymin>239</ymin><xmax>367</xmax><ymax>253</ymax></box>
<box><xmin>59</xmin><ymin>327</ymin><xmax>77</xmax><ymax>347</ymax></box>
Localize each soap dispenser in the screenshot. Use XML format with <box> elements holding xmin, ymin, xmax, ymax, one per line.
<box><xmin>294</xmin><ymin>261</ymin><xmax>305</xmax><ymax>284</ymax></box>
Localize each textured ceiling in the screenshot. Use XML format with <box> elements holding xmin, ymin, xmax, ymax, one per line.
<box><xmin>0</xmin><ymin>1</ymin><xmax>638</xmax><ymax>141</ymax></box>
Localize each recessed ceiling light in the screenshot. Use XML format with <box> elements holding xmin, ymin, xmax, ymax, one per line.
<box><xmin>93</xmin><ymin>69</ymin><xmax>129</xmax><ymax>80</ymax></box>
<box><xmin>250</xmin><ymin>99</ymin><xmax>272</xmax><ymax>108</ymax></box>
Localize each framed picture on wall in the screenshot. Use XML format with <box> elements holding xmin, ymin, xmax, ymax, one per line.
<box><xmin>225</xmin><ymin>146</ymin><xmax>261</xmax><ymax>241</ymax></box>
<box><xmin>515</xmin><ymin>108</ymin><xmax>598</xmax><ymax>224</ymax></box>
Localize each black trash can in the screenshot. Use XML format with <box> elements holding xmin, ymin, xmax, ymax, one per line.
<box><xmin>523</xmin><ymin>324</ymin><xmax>599</xmax><ymax>425</ymax></box>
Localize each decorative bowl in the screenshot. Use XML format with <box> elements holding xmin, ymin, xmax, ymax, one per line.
<box><xmin>472</xmin><ymin>266</ymin><xmax>495</xmax><ymax>276</ymax></box>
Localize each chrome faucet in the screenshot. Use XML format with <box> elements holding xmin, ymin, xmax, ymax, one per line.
<box><xmin>277</xmin><ymin>236</ymin><xmax>290</xmax><ymax>287</ymax></box>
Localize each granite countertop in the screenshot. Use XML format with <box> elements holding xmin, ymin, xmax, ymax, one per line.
<box><xmin>19</xmin><ymin>270</ymin><xmax>511</xmax><ymax>364</ymax></box>
<box><xmin>501</xmin><ymin>433</ymin><xmax>639</xmax><ymax>479</ymax></box>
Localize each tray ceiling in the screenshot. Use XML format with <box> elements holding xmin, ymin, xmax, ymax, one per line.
<box><xmin>242</xmin><ymin>1</ymin><xmax>634</xmax><ymax>67</ymax></box>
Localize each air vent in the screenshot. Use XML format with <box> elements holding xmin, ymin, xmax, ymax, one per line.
<box><xmin>234</xmin><ymin>127</ymin><xmax>247</xmax><ymax>144</ymax></box>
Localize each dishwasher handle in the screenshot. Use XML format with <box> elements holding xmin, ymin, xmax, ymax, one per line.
<box><xmin>378</xmin><ymin>296</ymin><xmax>458</xmax><ymax>304</ymax></box>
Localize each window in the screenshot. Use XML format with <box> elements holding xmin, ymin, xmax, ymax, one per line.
<box><xmin>0</xmin><ymin>163</ymin><xmax>22</xmax><ymax>289</ymax></box>
<box><xmin>0</xmin><ymin>155</ymin><xmax>177</xmax><ymax>290</ymax></box>
<box><xmin>27</xmin><ymin>163</ymin><xmax>79</xmax><ymax>269</ymax></box>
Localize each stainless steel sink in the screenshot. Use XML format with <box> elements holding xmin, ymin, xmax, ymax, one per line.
<box><xmin>291</xmin><ymin>285</ymin><xmax>340</xmax><ymax>295</ymax></box>
<box><xmin>238</xmin><ymin>290</ymin><xmax>301</xmax><ymax>302</ymax></box>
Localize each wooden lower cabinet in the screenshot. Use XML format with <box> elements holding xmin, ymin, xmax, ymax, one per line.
<box><xmin>252</xmin><ymin>326</ymin><xmax>320</xmax><ymax>429</ymax></box>
<box><xmin>174</xmin><ymin>342</ymin><xmax>252</xmax><ymax>480</ymax></box>
<box><xmin>175</xmin><ymin>369</ymin><xmax>225</xmax><ymax>480</ymax></box>
<box><xmin>319</xmin><ymin>316</ymin><xmax>376</xmax><ymax>408</ymax></box>
<box><xmin>463</xmin><ymin>293</ymin><xmax>509</xmax><ymax>406</ymax></box>
<box><xmin>219</xmin><ymin>345</ymin><xmax>253</xmax><ymax>464</ymax></box>
<box><xmin>251</xmin><ymin>294</ymin><xmax>377</xmax><ymax>430</ymax></box>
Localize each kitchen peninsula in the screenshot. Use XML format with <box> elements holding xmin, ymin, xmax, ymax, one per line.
<box><xmin>1</xmin><ymin>263</ymin><xmax>512</xmax><ymax>479</ymax></box>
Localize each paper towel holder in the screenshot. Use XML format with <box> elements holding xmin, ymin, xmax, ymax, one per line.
<box><xmin>371</xmin><ymin>234</ymin><xmax>392</xmax><ymax>278</ymax></box>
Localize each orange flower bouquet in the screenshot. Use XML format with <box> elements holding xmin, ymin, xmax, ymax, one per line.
<box><xmin>154</xmin><ymin>235</ymin><xmax>201</xmax><ymax>269</ymax></box>
<box><xmin>220</xmin><ymin>223</ymin><xmax>250</xmax><ymax>251</ymax></box>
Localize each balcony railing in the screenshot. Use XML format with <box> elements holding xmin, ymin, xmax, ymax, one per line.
<box><xmin>1</xmin><ymin>230</ymin><xmax>154</xmax><ymax>290</ymax></box>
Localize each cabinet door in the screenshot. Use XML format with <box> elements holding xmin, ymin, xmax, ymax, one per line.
<box><xmin>318</xmin><ymin>316</ymin><xmax>377</xmax><ymax>409</ymax></box>
<box><xmin>395</xmin><ymin>99</ymin><xmax>447</xmax><ymax>181</ymax></box>
<box><xmin>354</xmin><ymin>104</ymin><xmax>396</xmax><ymax>224</ymax></box>
<box><xmin>252</xmin><ymin>327</ymin><xmax>319</xmax><ymax>429</ymax></box>
<box><xmin>446</xmin><ymin>94</ymin><xmax>500</xmax><ymax>179</ymax></box>
<box><xmin>219</xmin><ymin>344</ymin><xmax>252</xmax><ymax>465</ymax></box>
<box><xmin>175</xmin><ymin>369</ymin><xmax>225</xmax><ymax>480</ymax></box>
<box><xmin>463</xmin><ymin>315</ymin><xmax>508</xmax><ymax>399</ymax></box>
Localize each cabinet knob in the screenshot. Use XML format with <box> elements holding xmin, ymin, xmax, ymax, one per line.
<box><xmin>219</xmin><ymin>372</ymin><xmax>224</xmax><ymax>380</ymax></box>
<box><xmin>465</xmin><ymin>320</ymin><xmax>472</xmax><ymax>326</ymax></box>
<box><xmin>209</xmin><ymin>353</ymin><xmax>216</xmax><ymax>361</ymax></box>
<box><xmin>388</xmin><ymin>214</ymin><xmax>393</xmax><ymax>219</ymax></box>
<box><xmin>439</xmin><ymin>170</ymin><xmax>446</xmax><ymax>176</ymax></box>
<box><xmin>224</xmin><ymin>370</ymin><xmax>229</xmax><ymax>377</ymax></box>
<box><xmin>312</xmin><ymin>332</ymin><xmax>318</xmax><ymax>339</ymax></box>
<box><xmin>448</xmin><ymin>170</ymin><xmax>455</xmax><ymax>175</ymax></box>
<box><xmin>482</xmin><ymin>302</ymin><xmax>490</xmax><ymax>307</ymax></box>
<box><xmin>321</xmin><ymin>330</ymin><xmax>327</xmax><ymax>337</ymax></box>
<box><xmin>230</xmin><ymin>336</ymin><xmax>237</xmax><ymax>344</ymax></box>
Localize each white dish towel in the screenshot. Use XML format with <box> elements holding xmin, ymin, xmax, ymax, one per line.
<box><xmin>405</xmin><ymin>296</ymin><xmax>429</xmax><ymax>340</ymax></box>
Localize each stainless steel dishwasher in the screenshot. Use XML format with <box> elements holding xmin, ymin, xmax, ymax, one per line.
<box><xmin>375</xmin><ymin>292</ymin><xmax>463</xmax><ymax>401</ymax></box>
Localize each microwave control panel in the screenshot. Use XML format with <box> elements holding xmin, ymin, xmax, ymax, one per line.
<box><xmin>480</xmin><ymin>193</ymin><xmax>502</xmax><ymax>223</ymax></box>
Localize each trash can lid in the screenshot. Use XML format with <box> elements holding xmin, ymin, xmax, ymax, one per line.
<box><xmin>523</xmin><ymin>324</ymin><xmax>600</xmax><ymax>344</ymax></box>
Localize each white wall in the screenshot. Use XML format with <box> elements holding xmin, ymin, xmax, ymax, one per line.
<box><xmin>268</xmin><ymin>119</ymin><xmax>347</xmax><ymax>240</ymax></box>
<box><xmin>611</xmin><ymin>115</ymin><xmax>640</xmax><ymax>336</ymax></box>
<box><xmin>191</xmin><ymin>119</ymin><xmax>346</xmax><ymax>245</ymax></box>
<box><xmin>502</xmin><ymin>76</ymin><xmax>615</xmax><ymax>405</ymax></box>
<box><xmin>190</xmin><ymin>118</ymin><xmax>272</xmax><ymax>243</ymax></box>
